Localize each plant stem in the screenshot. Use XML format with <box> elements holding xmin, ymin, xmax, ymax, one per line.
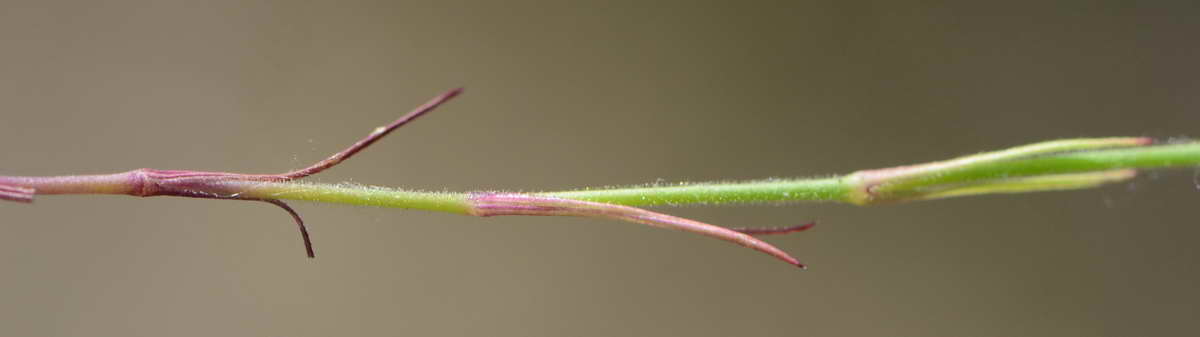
<box><xmin>213</xmin><ymin>141</ymin><xmax>1200</xmax><ymax>210</ymax></box>
<box><xmin>541</xmin><ymin>178</ymin><xmax>849</xmax><ymax>207</ymax></box>
<box><xmin>236</xmin><ymin>181</ymin><xmax>475</xmax><ymax>214</ymax></box>
<box><xmin>4</xmin><ymin>88</ymin><xmax>1200</xmax><ymax>268</ymax></box>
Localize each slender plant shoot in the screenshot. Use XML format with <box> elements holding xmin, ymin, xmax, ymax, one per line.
<box><xmin>4</xmin><ymin>88</ymin><xmax>1200</xmax><ymax>269</ymax></box>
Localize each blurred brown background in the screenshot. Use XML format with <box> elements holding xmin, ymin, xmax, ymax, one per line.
<box><xmin>1</xmin><ymin>1</ymin><xmax>1198</xmax><ymax>336</ymax></box>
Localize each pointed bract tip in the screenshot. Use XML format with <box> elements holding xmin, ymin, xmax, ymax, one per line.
<box><xmin>731</xmin><ymin>222</ymin><xmax>816</xmax><ymax>236</ymax></box>
<box><xmin>257</xmin><ymin>199</ymin><xmax>315</xmax><ymax>259</ymax></box>
<box><xmin>776</xmin><ymin>254</ymin><xmax>805</xmax><ymax>269</ymax></box>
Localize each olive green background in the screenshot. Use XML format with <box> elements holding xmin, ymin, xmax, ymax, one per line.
<box><xmin>1</xmin><ymin>1</ymin><xmax>1198</xmax><ymax>336</ymax></box>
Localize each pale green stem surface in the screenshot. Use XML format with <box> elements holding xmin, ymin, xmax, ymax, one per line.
<box><xmin>234</xmin><ymin>141</ymin><xmax>1200</xmax><ymax>211</ymax></box>
<box><xmin>239</xmin><ymin>181</ymin><xmax>474</xmax><ymax>214</ymax></box>
<box><xmin>538</xmin><ymin>178</ymin><xmax>848</xmax><ymax>207</ymax></box>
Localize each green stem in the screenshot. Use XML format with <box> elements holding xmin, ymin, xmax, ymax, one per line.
<box><xmin>21</xmin><ymin>90</ymin><xmax>1194</xmax><ymax>266</ymax></box>
<box><xmin>238</xmin><ymin>181</ymin><xmax>475</xmax><ymax>214</ymax></box>
<box><xmin>14</xmin><ymin>139</ymin><xmax>1192</xmax><ymax>216</ymax></box>
<box><xmin>537</xmin><ymin>178</ymin><xmax>847</xmax><ymax>206</ymax></box>
<box><xmin>236</xmin><ymin>141</ymin><xmax>1200</xmax><ymax>210</ymax></box>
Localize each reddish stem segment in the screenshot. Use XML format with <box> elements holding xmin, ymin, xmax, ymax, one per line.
<box><xmin>1</xmin><ymin>89</ymin><xmax>464</xmax><ymax>259</ymax></box>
